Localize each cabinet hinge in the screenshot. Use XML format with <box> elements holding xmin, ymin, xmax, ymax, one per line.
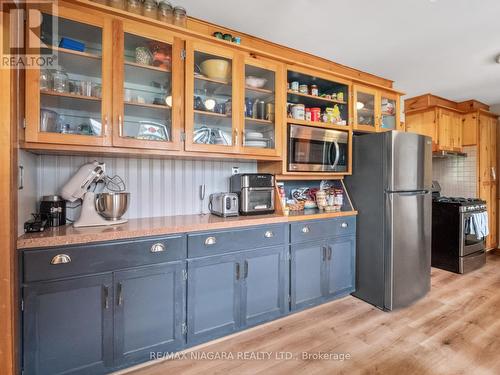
<box><xmin>182</xmin><ymin>269</ymin><xmax>188</xmax><ymax>281</ymax></box>
<box><xmin>21</xmin><ymin>298</ymin><xmax>24</xmax><ymax>311</ymax></box>
<box><xmin>181</xmin><ymin>49</ymin><xmax>186</xmax><ymax>60</ymax></box>
<box><xmin>181</xmin><ymin>322</ymin><xmax>187</xmax><ymax>335</ymax></box>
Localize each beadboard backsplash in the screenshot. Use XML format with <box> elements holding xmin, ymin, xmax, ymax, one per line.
<box><xmin>432</xmin><ymin>146</ymin><xmax>477</xmax><ymax>198</ymax></box>
<box><xmin>19</xmin><ymin>153</ymin><xmax>256</xmax><ymax>233</ymax></box>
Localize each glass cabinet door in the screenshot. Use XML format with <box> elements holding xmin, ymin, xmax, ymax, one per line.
<box><xmin>380</xmin><ymin>93</ymin><xmax>399</xmax><ymax>131</ymax></box>
<box><xmin>113</xmin><ymin>21</ymin><xmax>180</xmax><ymax>150</ymax></box>
<box><xmin>353</xmin><ymin>85</ymin><xmax>377</xmax><ymax>131</ymax></box>
<box><xmin>25</xmin><ymin>10</ymin><xmax>111</xmax><ymax>146</ymax></box>
<box><xmin>185</xmin><ymin>41</ymin><xmax>238</xmax><ymax>152</ymax></box>
<box><xmin>241</xmin><ymin>58</ymin><xmax>282</xmax><ymax>156</ymax></box>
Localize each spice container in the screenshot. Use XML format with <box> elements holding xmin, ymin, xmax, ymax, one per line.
<box><xmin>158</xmin><ymin>1</ymin><xmax>173</xmax><ymax>23</ymax></box>
<box><xmin>173</xmin><ymin>6</ymin><xmax>187</xmax><ymax>27</ymax></box>
<box><xmin>109</xmin><ymin>0</ymin><xmax>125</xmax><ymax>9</ymax></box>
<box><xmin>299</xmin><ymin>84</ymin><xmax>308</xmax><ymax>94</ymax></box>
<box><xmin>291</xmin><ymin>104</ymin><xmax>305</xmax><ymax>120</ymax></box>
<box><xmin>142</xmin><ymin>0</ymin><xmax>158</xmax><ymax>19</ymax></box>
<box><xmin>126</xmin><ymin>0</ymin><xmax>142</xmax><ymax>15</ymax></box>
<box><xmin>310</xmin><ymin>107</ymin><xmax>321</xmax><ymax>122</ymax></box>
<box><xmin>310</xmin><ymin>84</ymin><xmax>319</xmax><ymax>96</ymax></box>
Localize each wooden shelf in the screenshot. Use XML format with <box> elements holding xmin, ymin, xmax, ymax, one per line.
<box><xmin>194</xmin><ymin>109</ymin><xmax>230</xmax><ymax>118</ymax></box>
<box><xmin>125</xmin><ymin>60</ymin><xmax>171</xmax><ymax>73</ymax></box>
<box><xmin>381</xmin><ymin>111</ymin><xmax>396</xmax><ymax>116</ymax></box>
<box><xmin>286</xmin><ymin>118</ymin><xmax>350</xmax><ymax>131</ymax></box>
<box><xmin>194</xmin><ymin>75</ymin><xmax>231</xmax><ymax>86</ymax></box>
<box><xmin>124</xmin><ymin>101</ymin><xmax>170</xmax><ymax>110</ymax></box>
<box><xmin>287</xmin><ymin>90</ymin><xmax>347</xmax><ymax>105</ymax></box>
<box><xmin>245</xmin><ymin>86</ymin><xmax>273</xmax><ymax>94</ymax></box>
<box><xmin>245</xmin><ymin>117</ymin><xmax>273</xmax><ymax>125</ymax></box>
<box><xmin>52</xmin><ymin>45</ymin><xmax>101</xmax><ymax>59</ymax></box>
<box><xmin>286</xmin><ymin>210</ymin><xmax>358</xmax><ymax>222</ymax></box>
<box><xmin>41</xmin><ymin>90</ymin><xmax>101</xmax><ymax>101</ymax></box>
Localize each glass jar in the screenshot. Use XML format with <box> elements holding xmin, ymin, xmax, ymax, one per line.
<box><xmin>52</xmin><ymin>68</ymin><xmax>69</xmax><ymax>93</ymax></box>
<box><xmin>173</xmin><ymin>6</ymin><xmax>187</xmax><ymax>27</ymax></box>
<box><xmin>40</xmin><ymin>69</ymin><xmax>52</xmax><ymax>91</ymax></box>
<box><xmin>108</xmin><ymin>0</ymin><xmax>125</xmax><ymax>10</ymax></box>
<box><xmin>158</xmin><ymin>1</ymin><xmax>173</xmax><ymax>23</ymax></box>
<box><xmin>142</xmin><ymin>0</ymin><xmax>158</xmax><ymax>19</ymax></box>
<box><xmin>126</xmin><ymin>0</ymin><xmax>142</xmax><ymax>15</ymax></box>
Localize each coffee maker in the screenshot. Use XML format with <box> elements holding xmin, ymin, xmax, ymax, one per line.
<box><xmin>230</xmin><ymin>173</ymin><xmax>275</xmax><ymax>215</ymax></box>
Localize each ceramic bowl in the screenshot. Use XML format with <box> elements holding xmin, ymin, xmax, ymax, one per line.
<box><xmin>245</xmin><ymin>76</ymin><xmax>267</xmax><ymax>88</ymax></box>
<box><xmin>200</xmin><ymin>59</ymin><xmax>231</xmax><ymax>81</ymax></box>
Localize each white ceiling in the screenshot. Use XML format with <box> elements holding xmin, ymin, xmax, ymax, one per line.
<box><xmin>180</xmin><ymin>0</ymin><xmax>500</xmax><ymax>106</ymax></box>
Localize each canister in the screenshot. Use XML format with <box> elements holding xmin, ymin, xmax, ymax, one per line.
<box><xmin>311</xmin><ymin>107</ymin><xmax>321</xmax><ymax>122</ymax></box>
<box><xmin>299</xmin><ymin>84</ymin><xmax>308</xmax><ymax>94</ymax></box>
<box><xmin>291</xmin><ymin>104</ymin><xmax>305</xmax><ymax>120</ymax></box>
<box><xmin>290</xmin><ymin>81</ymin><xmax>299</xmax><ymax>92</ymax></box>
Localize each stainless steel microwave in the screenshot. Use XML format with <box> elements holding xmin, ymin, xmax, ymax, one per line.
<box><xmin>288</xmin><ymin>124</ymin><xmax>348</xmax><ymax>172</ymax></box>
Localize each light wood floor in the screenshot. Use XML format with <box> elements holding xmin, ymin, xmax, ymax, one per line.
<box><xmin>124</xmin><ymin>251</ymin><xmax>500</xmax><ymax>375</ymax></box>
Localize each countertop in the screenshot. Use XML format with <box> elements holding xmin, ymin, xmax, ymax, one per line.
<box><xmin>17</xmin><ymin>211</ymin><xmax>357</xmax><ymax>250</ymax></box>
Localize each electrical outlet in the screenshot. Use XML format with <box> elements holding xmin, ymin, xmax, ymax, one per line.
<box><xmin>232</xmin><ymin>166</ymin><xmax>239</xmax><ymax>175</ymax></box>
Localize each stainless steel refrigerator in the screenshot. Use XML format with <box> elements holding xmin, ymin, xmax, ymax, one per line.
<box><xmin>344</xmin><ymin>131</ymin><xmax>432</xmax><ymax>311</ymax></box>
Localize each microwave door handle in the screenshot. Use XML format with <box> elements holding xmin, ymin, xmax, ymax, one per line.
<box><xmin>332</xmin><ymin>140</ymin><xmax>340</xmax><ymax>168</ymax></box>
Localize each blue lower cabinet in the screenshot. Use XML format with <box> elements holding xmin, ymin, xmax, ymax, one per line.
<box><xmin>113</xmin><ymin>262</ymin><xmax>186</xmax><ymax>367</ymax></box>
<box><xmin>290</xmin><ymin>240</ymin><xmax>327</xmax><ymax>311</ymax></box>
<box><xmin>326</xmin><ymin>236</ymin><xmax>356</xmax><ymax>297</ymax></box>
<box><xmin>23</xmin><ymin>274</ymin><xmax>114</xmax><ymax>375</ymax></box>
<box><xmin>187</xmin><ymin>253</ymin><xmax>241</xmax><ymax>345</ymax></box>
<box><xmin>240</xmin><ymin>246</ymin><xmax>288</xmax><ymax>328</ymax></box>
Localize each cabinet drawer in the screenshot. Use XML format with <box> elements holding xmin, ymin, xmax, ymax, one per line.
<box><xmin>290</xmin><ymin>216</ymin><xmax>356</xmax><ymax>243</ymax></box>
<box><xmin>188</xmin><ymin>224</ymin><xmax>286</xmax><ymax>258</ymax></box>
<box><xmin>23</xmin><ymin>235</ymin><xmax>186</xmax><ymax>283</ymax></box>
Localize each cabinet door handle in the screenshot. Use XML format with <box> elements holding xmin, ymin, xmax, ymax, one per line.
<box><xmin>103</xmin><ymin>115</ymin><xmax>108</xmax><ymax>137</ymax></box>
<box><xmin>235</xmin><ymin>263</ymin><xmax>240</xmax><ymax>280</ymax></box>
<box><xmin>302</xmin><ymin>226</ymin><xmax>310</xmax><ymax>234</ymax></box>
<box><xmin>118</xmin><ymin>115</ymin><xmax>123</xmax><ymax>137</ymax></box>
<box><xmin>341</xmin><ymin>222</ymin><xmax>348</xmax><ymax>228</ymax></box>
<box><xmin>234</xmin><ymin>128</ymin><xmax>239</xmax><ymax>146</ymax></box>
<box><xmin>50</xmin><ymin>254</ymin><xmax>71</xmax><ymax>265</ymax></box>
<box><xmin>103</xmin><ymin>286</ymin><xmax>109</xmax><ymax>309</ymax></box>
<box><xmin>150</xmin><ymin>242</ymin><xmax>166</xmax><ymax>253</ymax></box>
<box><xmin>491</xmin><ymin>167</ymin><xmax>496</xmax><ymax>182</ymax></box>
<box><xmin>117</xmin><ymin>283</ymin><xmax>123</xmax><ymax>306</ymax></box>
<box><xmin>322</xmin><ymin>246</ymin><xmax>327</xmax><ymax>261</ymax></box>
<box><xmin>205</xmin><ymin>236</ymin><xmax>216</xmax><ymax>246</ymax></box>
<box><xmin>244</xmin><ymin>260</ymin><xmax>249</xmax><ymax>279</ymax></box>
<box><xmin>264</xmin><ymin>230</ymin><xmax>274</xmax><ymax>238</ymax></box>
<box><xmin>328</xmin><ymin>246</ymin><xmax>333</xmax><ymax>261</ymax></box>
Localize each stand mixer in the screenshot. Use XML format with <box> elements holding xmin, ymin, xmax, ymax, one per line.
<box><xmin>61</xmin><ymin>161</ymin><xmax>130</xmax><ymax>227</ymax></box>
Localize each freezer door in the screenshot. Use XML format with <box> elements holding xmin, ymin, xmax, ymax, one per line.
<box><xmin>388</xmin><ymin>131</ymin><xmax>432</xmax><ymax>191</ymax></box>
<box><xmin>385</xmin><ymin>191</ymin><xmax>431</xmax><ymax>310</ymax></box>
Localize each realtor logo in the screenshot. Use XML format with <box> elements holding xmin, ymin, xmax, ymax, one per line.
<box><xmin>1</xmin><ymin>0</ymin><xmax>58</xmax><ymax>69</ymax></box>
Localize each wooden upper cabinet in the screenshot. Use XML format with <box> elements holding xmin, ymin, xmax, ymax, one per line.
<box><xmin>111</xmin><ymin>19</ymin><xmax>183</xmax><ymax>150</ymax></box>
<box><xmin>437</xmin><ymin>108</ymin><xmax>462</xmax><ymax>151</ymax></box>
<box><xmin>353</xmin><ymin>85</ymin><xmax>378</xmax><ymax>132</ymax></box>
<box><xmin>405</xmin><ymin>110</ymin><xmax>437</xmax><ymax>142</ymax></box>
<box><xmin>462</xmin><ymin>112</ymin><xmax>478</xmax><ymax>146</ymax></box>
<box><xmin>184</xmin><ymin>40</ymin><xmax>241</xmax><ymax>153</ymax></box>
<box><xmin>240</xmin><ymin>54</ymin><xmax>284</xmax><ymax>157</ymax></box>
<box><xmin>379</xmin><ymin>91</ymin><xmax>401</xmax><ymax>131</ymax></box>
<box><xmin>25</xmin><ymin>6</ymin><xmax>113</xmax><ymax>146</ymax></box>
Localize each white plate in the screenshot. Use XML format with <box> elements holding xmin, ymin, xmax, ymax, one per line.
<box><xmin>245</xmin><ymin>131</ymin><xmax>264</xmax><ymax>139</ymax></box>
<box><xmin>245</xmin><ymin>140</ymin><xmax>268</xmax><ymax>148</ymax></box>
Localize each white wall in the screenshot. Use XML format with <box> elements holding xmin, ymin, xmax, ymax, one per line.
<box><xmin>18</xmin><ymin>154</ymin><xmax>257</xmax><ymax>234</ymax></box>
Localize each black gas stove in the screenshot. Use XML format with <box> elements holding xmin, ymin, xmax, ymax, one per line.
<box><xmin>431</xmin><ymin>181</ymin><xmax>487</xmax><ymax>274</ymax></box>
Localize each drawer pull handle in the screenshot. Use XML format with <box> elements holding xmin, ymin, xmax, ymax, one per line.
<box><xmin>341</xmin><ymin>222</ymin><xmax>348</xmax><ymax>228</ymax></box>
<box><xmin>150</xmin><ymin>243</ymin><xmax>166</xmax><ymax>253</ymax></box>
<box><xmin>302</xmin><ymin>226</ymin><xmax>310</xmax><ymax>233</ymax></box>
<box><xmin>264</xmin><ymin>231</ymin><xmax>274</xmax><ymax>238</ymax></box>
<box><xmin>205</xmin><ymin>236</ymin><xmax>217</xmax><ymax>246</ymax></box>
<box><xmin>50</xmin><ymin>254</ymin><xmax>71</xmax><ymax>265</ymax></box>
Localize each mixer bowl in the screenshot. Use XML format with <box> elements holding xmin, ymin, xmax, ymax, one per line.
<box><xmin>95</xmin><ymin>192</ymin><xmax>130</xmax><ymax>220</ymax></box>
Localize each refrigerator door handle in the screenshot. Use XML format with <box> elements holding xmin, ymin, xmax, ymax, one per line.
<box><xmin>388</xmin><ymin>190</ymin><xmax>429</xmax><ymax>196</ymax></box>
